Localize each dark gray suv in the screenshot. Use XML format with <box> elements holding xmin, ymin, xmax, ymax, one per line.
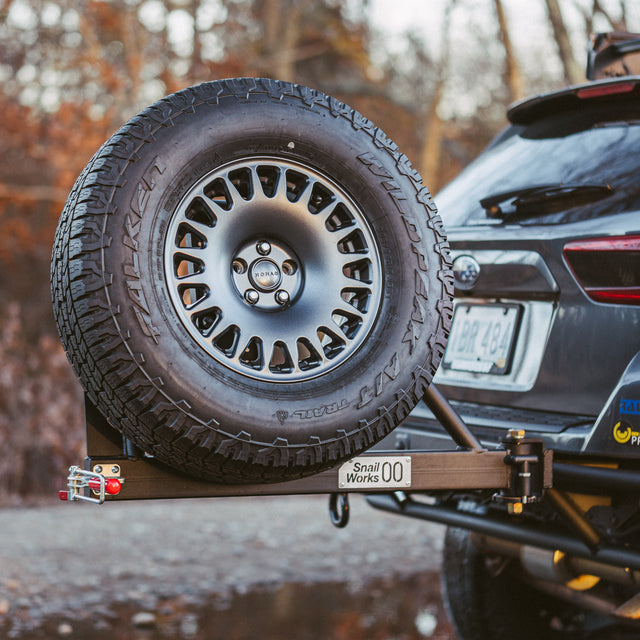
<box><xmin>423</xmin><ymin>76</ymin><xmax>639</xmax><ymax>444</ymax></box>
<box><xmin>370</xmin><ymin>75</ymin><xmax>640</xmax><ymax>639</ymax></box>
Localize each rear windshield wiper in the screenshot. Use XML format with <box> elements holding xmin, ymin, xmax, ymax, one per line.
<box><xmin>480</xmin><ymin>183</ymin><xmax>613</xmax><ymax>220</ymax></box>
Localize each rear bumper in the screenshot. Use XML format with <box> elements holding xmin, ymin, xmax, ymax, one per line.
<box><xmin>374</xmin><ymin>400</ymin><xmax>594</xmax><ymax>454</ymax></box>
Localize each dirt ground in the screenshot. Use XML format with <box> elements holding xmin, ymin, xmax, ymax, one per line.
<box><xmin>0</xmin><ymin>494</ymin><xmax>453</xmax><ymax>638</ymax></box>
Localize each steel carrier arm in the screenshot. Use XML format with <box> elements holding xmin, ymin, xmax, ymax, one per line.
<box><xmin>59</xmin><ymin>385</ymin><xmax>552</xmax><ymax>512</ymax></box>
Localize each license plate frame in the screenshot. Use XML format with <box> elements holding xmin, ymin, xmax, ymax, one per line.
<box><xmin>443</xmin><ymin>303</ymin><xmax>522</xmax><ymax>375</ymax></box>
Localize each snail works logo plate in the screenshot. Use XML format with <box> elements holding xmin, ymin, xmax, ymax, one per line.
<box><xmin>338</xmin><ymin>455</ymin><xmax>412</xmax><ymax>490</ymax></box>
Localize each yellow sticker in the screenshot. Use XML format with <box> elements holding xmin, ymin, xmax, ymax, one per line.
<box><xmin>613</xmin><ymin>421</ymin><xmax>639</xmax><ymax>444</ymax></box>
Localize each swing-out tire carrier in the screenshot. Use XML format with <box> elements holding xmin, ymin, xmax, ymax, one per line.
<box><xmin>59</xmin><ymin>391</ymin><xmax>552</xmax><ymax>505</ymax></box>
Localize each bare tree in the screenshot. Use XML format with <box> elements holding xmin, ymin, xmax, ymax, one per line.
<box><xmin>418</xmin><ymin>0</ymin><xmax>456</xmax><ymax>193</ymax></box>
<box><xmin>495</xmin><ymin>0</ymin><xmax>525</xmax><ymax>102</ymax></box>
<box><xmin>253</xmin><ymin>0</ymin><xmax>312</xmax><ymax>80</ymax></box>
<box><xmin>545</xmin><ymin>0</ymin><xmax>584</xmax><ymax>84</ymax></box>
<box><xmin>592</xmin><ymin>0</ymin><xmax>628</xmax><ymax>30</ymax></box>
<box><xmin>575</xmin><ymin>0</ymin><xmax>628</xmax><ymax>38</ymax></box>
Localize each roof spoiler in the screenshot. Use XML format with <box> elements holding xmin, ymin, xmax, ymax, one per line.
<box><xmin>587</xmin><ymin>31</ymin><xmax>640</xmax><ymax>80</ymax></box>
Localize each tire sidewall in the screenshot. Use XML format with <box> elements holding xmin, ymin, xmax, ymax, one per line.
<box><xmin>99</xmin><ymin>85</ymin><xmax>447</xmax><ymax>448</ymax></box>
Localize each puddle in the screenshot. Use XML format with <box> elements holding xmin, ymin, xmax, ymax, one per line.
<box><xmin>3</xmin><ymin>571</ymin><xmax>455</xmax><ymax>639</ymax></box>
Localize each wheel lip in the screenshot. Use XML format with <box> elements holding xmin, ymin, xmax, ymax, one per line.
<box><xmin>163</xmin><ymin>155</ymin><xmax>384</xmax><ymax>383</ymax></box>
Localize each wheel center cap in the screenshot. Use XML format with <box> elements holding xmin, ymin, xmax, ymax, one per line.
<box><xmin>250</xmin><ymin>259</ymin><xmax>282</xmax><ymax>291</ymax></box>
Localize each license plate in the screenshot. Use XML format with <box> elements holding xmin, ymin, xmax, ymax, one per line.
<box><xmin>338</xmin><ymin>456</ymin><xmax>412</xmax><ymax>490</ymax></box>
<box><xmin>443</xmin><ymin>303</ymin><xmax>521</xmax><ymax>374</ymax></box>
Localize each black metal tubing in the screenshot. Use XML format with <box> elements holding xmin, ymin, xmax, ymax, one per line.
<box><xmin>423</xmin><ymin>384</ymin><xmax>485</xmax><ymax>451</ymax></box>
<box><xmin>366</xmin><ymin>493</ymin><xmax>640</xmax><ymax>572</ymax></box>
<box><xmin>545</xmin><ymin>488</ymin><xmax>602</xmax><ymax>551</ymax></box>
<box><xmin>554</xmin><ymin>462</ymin><xmax>640</xmax><ymax>495</ymax></box>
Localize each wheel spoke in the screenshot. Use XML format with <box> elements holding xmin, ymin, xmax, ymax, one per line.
<box><xmin>249</xmin><ymin>166</ymin><xmax>263</xmax><ymax>200</ymax></box>
<box><xmin>173</xmin><ymin>245</ymin><xmax>207</xmax><ymax>262</ymax></box>
<box><xmin>179</xmin><ymin>286</ymin><xmax>210</xmax><ymax>311</ymax></box>
<box><xmin>176</xmin><ymin>271</ymin><xmax>210</xmax><ymax>287</ymax></box>
<box><xmin>306</xmin><ymin>334</ymin><xmax>330</xmax><ymax>365</ymax></box>
<box><xmin>182</xmin><ymin>217</ymin><xmax>215</xmax><ymax>240</ymax></box>
<box><xmin>275</xmin><ymin>167</ymin><xmax>289</xmax><ymax>200</ymax></box>
<box><xmin>333</xmin><ymin>299</ymin><xmax>366</xmax><ymax>320</ymax></box>
<box><xmin>201</xmin><ymin>192</ymin><xmax>234</xmax><ymax>218</ymax></box>
<box><xmin>294</xmin><ymin>180</ymin><xmax>313</xmax><ymax>209</ymax></box>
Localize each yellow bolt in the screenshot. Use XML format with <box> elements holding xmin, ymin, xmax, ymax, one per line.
<box><xmin>508</xmin><ymin>502</ymin><xmax>523</xmax><ymax>515</ymax></box>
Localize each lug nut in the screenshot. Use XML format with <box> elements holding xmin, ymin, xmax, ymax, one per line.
<box><xmin>282</xmin><ymin>259</ymin><xmax>298</xmax><ymax>276</ymax></box>
<box><xmin>244</xmin><ymin>289</ymin><xmax>260</xmax><ymax>305</ymax></box>
<box><xmin>256</xmin><ymin>241</ymin><xmax>271</xmax><ymax>256</ymax></box>
<box><xmin>232</xmin><ymin>258</ymin><xmax>247</xmax><ymax>274</ymax></box>
<box><xmin>275</xmin><ymin>290</ymin><xmax>290</xmax><ymax>306</ymax></box>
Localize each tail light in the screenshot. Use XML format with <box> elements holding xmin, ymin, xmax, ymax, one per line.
<box><xmin>563</xmin><ymin>235</ymin><xmax>640</xmax><ymax>305</ymax></box>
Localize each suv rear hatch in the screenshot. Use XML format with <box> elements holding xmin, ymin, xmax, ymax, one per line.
<box><xmin>390</xmin><ymin>78</ymin><xmax>640</xmax><ymax>454</ymax></box>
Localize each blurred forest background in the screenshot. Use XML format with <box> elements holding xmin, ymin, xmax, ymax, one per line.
<box><xmin>0</xmin><ymin>0</ymin><xmax>638</xmax><ymax>501</ymax></box>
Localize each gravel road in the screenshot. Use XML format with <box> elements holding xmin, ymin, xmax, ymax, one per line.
<box><xmin>0</xmin><ymin>495</ymin><xmax>446</xmax><ymax>637</ymax></box>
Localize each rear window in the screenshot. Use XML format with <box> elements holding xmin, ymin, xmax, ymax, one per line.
<box><xmin>437</xmin><ymin>114</ymin><xmax>640</xmax><ymax>226</ymax></box>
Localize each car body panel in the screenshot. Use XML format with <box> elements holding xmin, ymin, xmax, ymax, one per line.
<box><xmin>583</xmin><ymin>351</ymin><xmax>640</xmax><ymax>457</ymax></box>
<box><xmin>399</xmin><ymin>80</ymin><xmax>640</xmax><ymax>459</ymax></box>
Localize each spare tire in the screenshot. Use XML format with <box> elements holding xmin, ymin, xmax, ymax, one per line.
<box><xmin>51</xmin><ymin>78</ymin><xmax>453</xmax><ymax>483</ymax></box>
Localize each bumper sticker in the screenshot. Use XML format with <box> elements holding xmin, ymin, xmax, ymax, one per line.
<box><xmin>613</xmin><ymin>421</ymin><xmax>640</xmax><ymax>445</ymax></box>
<box><xmin>620</xmin><ymin>399</ymin><xmax>640</xmax><ymax>415</ymax></box>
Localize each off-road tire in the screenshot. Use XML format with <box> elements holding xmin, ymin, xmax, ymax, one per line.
<box><xmin>443</xmin><ymin>527</ymin><xmax>585</xmax><ymax>640</ymax></box>
<box><xmin>51</xmin><ymin>78</ymin><xmax>453</xmax><ymax>483</ymax></box>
